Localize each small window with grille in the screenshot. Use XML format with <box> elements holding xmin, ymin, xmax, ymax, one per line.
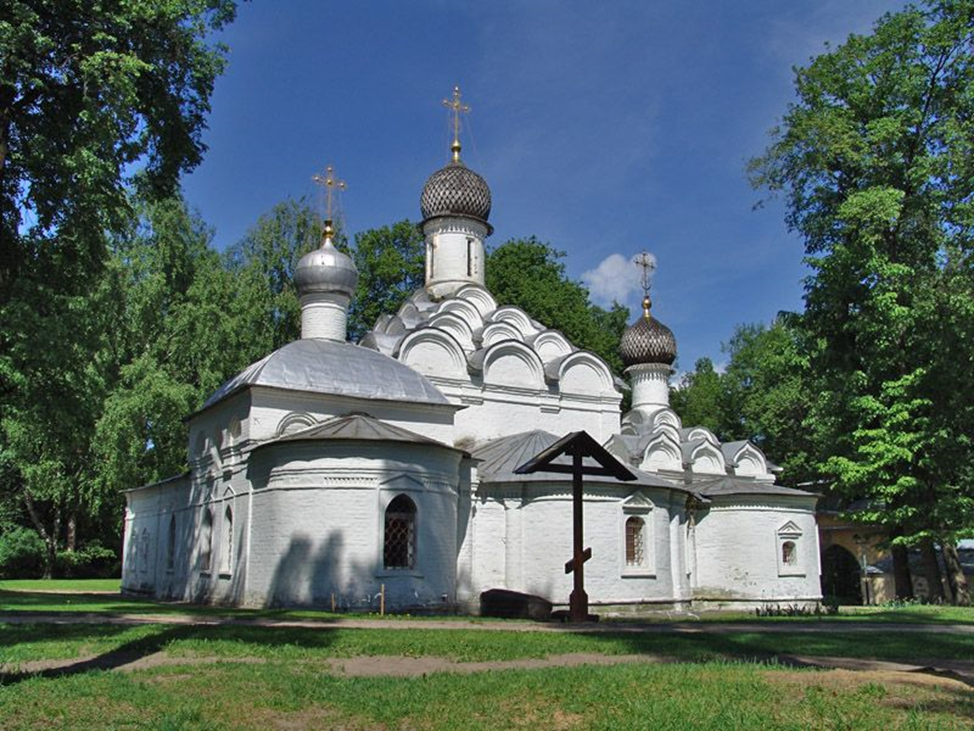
<box><xmin>625</xmin><ymin>516</ymin><xmax>645</xmax><ymax>566</ymax></box>
<box><xmin>384</xmin><ymin>495</ymin><xmax>416</xmax><ymax>570</ymax></box>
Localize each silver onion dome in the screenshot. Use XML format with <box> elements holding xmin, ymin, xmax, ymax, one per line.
<box><xmin>294</xmin><ymin>224</ymin><xmax>359</xmax><ymax>298</ymax></box>
<box><xmin>620</xmin><ymin>296</ymin><xmax>677</xmax><ymax>367</ymax></box>
<box><xmin>420</xmin><ymin>160</ymin><xmax>492</xmax><ymax>227</ymax></box>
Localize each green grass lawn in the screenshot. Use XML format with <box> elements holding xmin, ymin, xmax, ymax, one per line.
<box><xmin>0</xmin><ymin>649</ymin><xmax>970</xmax><ymax>730</ymax></box>
<box><xmin>2</xmin><ymin>579</ymin><xmax>973</xmax><ymax>627</ymax></box>
<box><xmin>2</xmin><ymin>621</ymin><xmax>973</xmax><ymax>667</ymax></box>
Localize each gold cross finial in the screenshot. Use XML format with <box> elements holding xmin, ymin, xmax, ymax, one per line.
<box><xmin>633</xmin><ymin>251</ymin><xmax>657</xmax><ymax>318</ymax></box>
<box><xmin>312</xmin><ymin>164</ymin><xmax>347</xmax><ymax>243</ymax></box>
<box><xmin>442</xmin><ymin>85</ymin><xmax>470</xmax><ymax>162</ymax></box>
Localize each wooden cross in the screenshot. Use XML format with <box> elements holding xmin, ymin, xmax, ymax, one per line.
<box><xmin>442</xmin><ymin>85</ymin><xmax>470</xmax><ymax>162</ymax></box>
<box><xmin>311</xmin><ymin>165</ymin><xmax>347</xmax><ymax>222</ymax></box>
<box><xmin>514</xmin><ymin>431</ymin><xmax>636</xmax><ymax>623</ymax></box>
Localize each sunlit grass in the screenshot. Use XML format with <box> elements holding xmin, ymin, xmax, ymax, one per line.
<box><xmin>1</xmin><ymin>657</ymin><xmax>970</xmax><ymax>730</ymax></box>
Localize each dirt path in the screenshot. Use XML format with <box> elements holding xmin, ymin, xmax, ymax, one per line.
<box><xmin>1</xmin><ymin>611</ymin><xmax>972</xmax><ymax>635</ymax></box>
<box><xmin>5</xmin><ymin>649</ymin><xmax>972</xmax><ymax>688</ymax></box>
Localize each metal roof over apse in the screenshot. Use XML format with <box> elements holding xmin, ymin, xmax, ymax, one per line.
<box><xmin>202</xmin><ymin>339</ymin><xmax>451</xmax><ymax>411</ymax></box>
<box><xmin>473</xmin><ymin>430</ymin><xmax>682</xmax><ymax>490</ymax></box>
<box><xmin>692</xmin><ymin>477</ymin><xmax>818</xmax><ymax>499</ymax></box>
<box><xmin>258</xmin><ymin>413</ymin><xmax>467</xmax><ymax>454</ymax></box>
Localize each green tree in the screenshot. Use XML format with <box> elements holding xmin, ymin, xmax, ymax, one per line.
<box><xmin>670</xmin><ymin>358</ymin><xmax>726</xmax><ymax>437</ymax></box>
<box><xmin>750</xmin><ymin>0</ymin><xmax>974</xmax><ymax>599</ymax></box>
<box><xmin>347</xmin><ymin>220</ymin><xmax>425</xmax><ymax>340</ymax></box>
<box><xmin>0</xmin><ymin>0</ymin><xmax>237</xmax><ymax>292</ymax></box>
<box><xmin>721</xmin><ymin>318</ymin><xmax>819</xmax><ymax>485</ymax></box>
<box><xmin>226</xmin><ymin>198</ymin><xmax>323</xmax><ymax>351</ymax></box>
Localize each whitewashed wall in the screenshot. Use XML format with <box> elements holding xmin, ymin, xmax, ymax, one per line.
<box><xmin>692</xmin><ymin>496</ymin><xmax>822</xmax><ymax>607</ymax></box>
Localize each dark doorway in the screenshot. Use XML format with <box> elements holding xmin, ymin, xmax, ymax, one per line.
<box><xmin>821</xmin><ymin>544</ymin><xmax>862</xmax><ymax>605</ymax></box>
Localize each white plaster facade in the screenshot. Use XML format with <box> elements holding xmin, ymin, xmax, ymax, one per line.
<box><xmin>122</xmin><ymin>139</ymin><xmax>821</xmax><ymax>614</ymax></box>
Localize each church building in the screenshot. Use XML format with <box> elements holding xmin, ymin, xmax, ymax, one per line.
<box><xmin>122</xmin><ymin>92</ymin><xmax>821</xmax><ymax>614</ymax></box>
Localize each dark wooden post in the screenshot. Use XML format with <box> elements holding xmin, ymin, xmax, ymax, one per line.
<box><xmin>569</xmin><ymin>447</ymin><xmax>588</xmax><ymax>622</ymax></box>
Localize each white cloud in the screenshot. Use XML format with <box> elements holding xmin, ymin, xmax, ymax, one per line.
<box><xmin>582</xmin><ymin>252</ymin><xmax>648</xmax><ymax>307</ymax></box>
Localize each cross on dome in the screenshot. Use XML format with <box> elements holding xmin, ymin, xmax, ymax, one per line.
<box><xmin>632</xmin><ymin>250</ymin><xmax>657</xmax><ymax>317</ymax></box>
<box><xmin>442</xmin><ymin>85</ymin><xmax>470</xmax><ymax>163</ymax></box>
<box><xmin>312</xmin><ymin>164</ymin><xmax>347</xmax><ymax>242</ymax></box>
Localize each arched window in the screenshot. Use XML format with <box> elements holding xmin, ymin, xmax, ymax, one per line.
<box><xmin>220</xmin><ymin>506</ymin><xmax>233</xmax><ymax>574</ymax></box>
<box><xmin>201</xmin><ymin>509</ymin><xmax>213</xmax><ymax>573</ymax></box>
<box><xmin>384</xmin><ymin>495</ymin><xmax>416</xmax><ymax>570</ymax></box>
<box><xmin>167</xmin><ymin>515</ymin><xmax>177</xmax><ymax>571</ymax></box>
<box><xmin>625</xmin><ymin>516</ymin><xmax>645</xmax><ymax>566</ymax></box>
<box><xmin>782</xmin><ymin>540</ymin><xmax>797</xmax><ymax>566</ymax></box>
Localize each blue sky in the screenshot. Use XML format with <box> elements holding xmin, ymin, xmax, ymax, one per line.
<box><xmin>182</xmin><ymin>0</ymin><xmax>906</xmax><ymax>372</ymax></box>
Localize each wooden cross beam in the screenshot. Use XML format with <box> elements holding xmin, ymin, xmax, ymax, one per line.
<box><xmin>514</xmin><ymin>431</ymin><xmax>636</xmax><ymax>623</ymax></box>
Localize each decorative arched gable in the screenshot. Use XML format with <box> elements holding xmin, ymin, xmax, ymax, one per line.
<box><xmin>530</xmin><ymin>330</ymin><xmax>573</xmax><ymax>364</ymax></box>
<box><xmin>276</xmin><ymin>412</ymin><xmax>316</xmax><ymax>437</ymax></box>
<box><xmin>437</xmin><ymin>299</ymin><xmax>484</xmax><ymax>331</ymax></box>
<box><xmin>481</xmin><ymin>321</ymin><xmax>524</xmax><ymax>348</ymax></box>
<box><xmin>482</xmin><ymin>341</ymin><xmax>545</xmax><ymax>390</ymax></box>
<box><xmin>640</xmin><ymin>432</ymin><xmax>683</xmax><ymax>472</ymax></box>
<box><xmin>688</xmin><ymin>441</ymin><xmax>725</xmax><ymax>475</ymax></box>
<box><xmin>399</xmin><ymin>329</ymin><xmax>468</xmax><ymax>379</ymax></box>
<box><xmin>684</xmin><ymin>426</ymin><xmax>719</xmax><ymax>446</ymax></box>
<box><xmin>489</xmin><ymin>306</ymin><xmax>536</xmax><ymax>338</ymax></box>
<box><xmin>554</xmin><ymin>351</ymin><xmax>615</xmax><ymax>395</ymax></box>
<box><xmin>425</xmin><ymin>312</ymin><xmax>475</xmax><ymax>353</ymax></box>
<box><xmin>454</xmin><ymin>284</ymin><xmax>497</xmax><ymax>318</ymax></box>
<box><xmin>652</xmin><ymin>408</ymin><xmax>683</xmax><ymax>433</ymax></box>
<box><xmin>731</xmin><ymin>442</ymin><xmax>769</xmax><ymax>478</ymax></box>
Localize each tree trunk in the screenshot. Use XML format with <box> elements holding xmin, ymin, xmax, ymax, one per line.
<box><xmin>943</xmin><ymin>543</ymin><xmax>971</xmax><ymax>606</ymax></box>
<box><xmin>919</xmin><ymin>538</ymin><xmax>945</xmax><ymax>603</ymax></box>
<box><xmin>22</xmin><ymin>490</ymin><xmax>57</xmax><ymax>579</ymax></box>
<box><xmin>66</xmin><ymin>512</ymin><xmax>77</xmax><ymax>552</ymax></box>
<box><xmin>891</xmin><ymin>535</ymin><xmax>914</xmax><ymax>600</ymax></box>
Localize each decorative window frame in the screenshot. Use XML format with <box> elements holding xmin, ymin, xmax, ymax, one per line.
<box><xmin>776</xmin><ymin>520</ymin><xmax>805</xmax><ymax>577</ymax></box>
<box><xmin>376</xmin><ymin>479</ymin><xmax>424</xmax><ymax>578</ymax></box>
<box><xmin>621</xmin><ymin>491</ymin><xmax>656</xmax><ymax>578</ymax></box>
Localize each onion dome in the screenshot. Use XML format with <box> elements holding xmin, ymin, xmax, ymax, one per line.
<box><xmin>620</xmin><ymin>295</ymin><xmax>677</xmax><ymax>367</ymax></box>
<box><xmin>420</xmin><ymin>159</ymin><xmax>492</xmax><ymax>227</ymax></box>
<box><xmin>293</xmin><ymin>221</ymin><xmax>359</xmax><ymax>298</ymax></box>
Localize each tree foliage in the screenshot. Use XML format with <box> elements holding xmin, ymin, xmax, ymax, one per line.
<box><xmin>0</xmin><ymin>0</ymin><xmax>237</xmax><ymax>291</ymax></box>
<box><xmin>749</xmin><ymin>0</ymin><xmax>974</xmax><ymax>585</ymax></box>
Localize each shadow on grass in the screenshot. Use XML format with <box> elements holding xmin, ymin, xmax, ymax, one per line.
<box><xmin>0</xmin><ymin>622</ymin><xmax>343</xmax><ymax>686</ymax></box>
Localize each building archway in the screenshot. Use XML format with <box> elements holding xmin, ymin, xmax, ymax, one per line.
<box><xmin>821</xmin><ymin>544</ymin><xmax>862</xmax><ymax>605</ymax></box>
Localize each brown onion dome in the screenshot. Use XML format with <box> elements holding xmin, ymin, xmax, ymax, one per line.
<box><xmin>420</xmin><ymin>160</ymin><xmax>492</xmax><ymax>229</ymax></box>
<box><xmin>619</xmin><ymin>296</ymin><xmax>677</xmax><ymax>367</ymax></box>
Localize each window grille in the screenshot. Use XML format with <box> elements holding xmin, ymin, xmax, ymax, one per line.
<box><xmin>201</xmin><ymin>509</ymin><xmax>213</xmax><ymax>573</ymax></box>
<box><xmin>384</xmin><ymin>495</ymin><xmax>416</xmax><ymax>570</ymax></box>
<box><xmin>221</xmin><ymin>506</ymin><xmax>233</xmax><ymax>574</ymax></box>
<box><xmin>625</xmin><ymin>516</ymin><xmax>645</xmax><ymax>566</ymax></box>
<box><xmin>782</xmin><ymin>540</ymin><xmax>796</xmax><ymax>566</ymax></box>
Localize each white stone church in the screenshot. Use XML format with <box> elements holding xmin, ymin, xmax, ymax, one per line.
<box><xmin>122</xmin><ymin>117</ymin><xmax>822</xmax><ymax>614</ymax></box>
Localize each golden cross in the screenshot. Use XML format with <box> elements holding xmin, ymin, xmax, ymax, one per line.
<box><xmin>633</xmin><ymin>251</ymin><xmax>656</xmax><ymax>296</ymax></box>
<box><xmin>311</xmin><ymin>164</ymin><xmax>347</xmax><ymax>221</ymax></box>
<box><xmin>442</xmin><ymin>85</ymin><xmax>470</xmax><ymax>162</ymax></box>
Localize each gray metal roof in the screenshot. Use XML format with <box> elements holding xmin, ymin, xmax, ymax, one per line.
<box><xmin>202</xmin><ymin>339</ymin><xmax>450</xmax><ymax>411</ymax></box>
<box><xmin>473</xmin><ymin>430</ymin><xmax>681</xmax><ymax>490</ymax></box>
<box><xmin>693</xmin><ymin>476</ymin><xmax>816</xmax><ymax>498</ymax></box>
<box><xmin>258</xmin><ymin>413</ymin><xmax>462</xmax><ymax>453</ymax></box>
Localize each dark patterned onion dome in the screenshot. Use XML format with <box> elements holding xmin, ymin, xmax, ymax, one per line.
<box><xmin>420</xmin><ymin>161</ymin><xmax>492</xmax><ymax>225</ymax></box>
<box><xmin>620</xmin><ymin>297</ymin><xmax>677</xmax><ymax>367</ymax></box>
